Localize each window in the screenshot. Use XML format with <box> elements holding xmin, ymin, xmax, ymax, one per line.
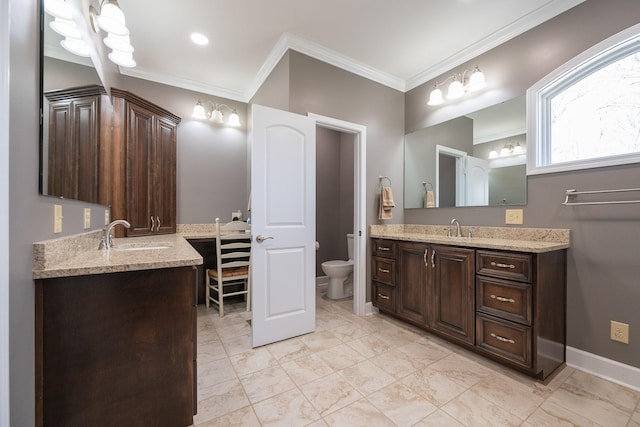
<box><xmin>527</xmin><ymin>23</ymin><xmax>640</xmax><ymax>175</ymax></box>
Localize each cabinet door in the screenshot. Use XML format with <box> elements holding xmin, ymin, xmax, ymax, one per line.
<box><xmin>126</xmin><ymin>102</ymin><xmax>155</xmax><ymax>236</ymax></box>
<box><xmin>153</xmin><ymin>116</ymin><xmax>177</xmax><ymax>234</ymax></box>
<box><xmin>397</xmin><ymin>242</ymin><xmax>430</xmax><ymax>326</ymax></box>
<box><xmin>431</xmin><ymin>245</ymin><xmax>475</xmax><ymax>345</ymax></box>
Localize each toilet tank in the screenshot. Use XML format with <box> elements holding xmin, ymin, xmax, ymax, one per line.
<box><xmin>347</xmin><ymin>233</ymin><xmax>354</xmax><ymax>260</ymax></box>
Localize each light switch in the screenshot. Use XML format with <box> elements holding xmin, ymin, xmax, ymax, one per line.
<box><xmin>505</xmin><ymin>209</ymin><xmax>523</xmax><ymax>225</ymax></box>
<box><xmin>84</xmin><ymin>208</ymin><xmax>91</xmax><ymax>229</ymax></box>
<box><xmin>54</xmin><ymin>204</ymin><xmax>63</xmax><ymax>233</ymax></box>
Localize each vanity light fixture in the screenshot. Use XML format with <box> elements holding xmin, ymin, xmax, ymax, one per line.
<box><xmin>90</xmin><ymin>0</ymin><xmax>136</xmax><ymax>68</ymax></box>
<box><xmin>427</xmin><ymin>65</ymin><xmax>486</xmax><ymax>106</ymax></box>
<box><xmin>193</xmin><ymin>100</ymin><xmax>241</xmax><ymax>126</ymax></box>
<box><xmin>44</xmin><ymin>0</ymin><xmax>93</xmax><ymax>58</ymax></box>
<box><xmin>492</xmin><ymin>142</ymin><xmax>524</xmax><ymax>159</ymax></box>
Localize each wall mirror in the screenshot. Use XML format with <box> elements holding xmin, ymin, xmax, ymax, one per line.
<box><xmin>40</xmin><ymin>0</ymin><xmax>112</xmax><ymax>205</ymax></box>
<box><xmin>404</xmin><ymin>95</ymin><xmax>527</xmax><ymax>208</ymax></box>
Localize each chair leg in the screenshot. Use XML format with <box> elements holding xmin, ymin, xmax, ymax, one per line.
<box><xmin>246</xmin><ymin>278</ymin><xmax>251</xmax><ymax>312</ymax></box>
<box><xmin>219</xmin><ymin>285</ymin><xmax>224</xmax><ymax>317</ymax></box>
<box><xmin>205</xmin><ymin>270</ymin><xmax>210</xmax><ymax>308</ymax></box>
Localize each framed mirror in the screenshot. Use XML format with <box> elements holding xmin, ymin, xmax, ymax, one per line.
<box><xmin>404</xmin><ymin>95</ymin><xmax>527</xmax><ymax>208</ymax></box>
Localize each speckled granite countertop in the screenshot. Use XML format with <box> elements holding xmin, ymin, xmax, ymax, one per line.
<box><xmin>370</xmin><ymin>224</ymin><xmax>570</xmax><ymax>253</ymax></box>
<box><xmin>33</xmin><ymin>231</ymin><xmax>203</xmax><ymax>279</ymax></box>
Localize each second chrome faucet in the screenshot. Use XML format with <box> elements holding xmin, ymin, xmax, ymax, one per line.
<box><xmin>450</xmin><ymin>218</ymin><xmax>462</xmax><ymax>238</ymax></box>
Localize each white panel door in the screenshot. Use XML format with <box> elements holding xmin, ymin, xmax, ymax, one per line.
<box><xmin>466</xmin><ymin>155</ymin><xmax>489</xmax><ymax>206</ymax></box>
<box><xmin>251</xmin><ymin>104</ymin><xmax>316</xmax><ymax>347</ymax></box>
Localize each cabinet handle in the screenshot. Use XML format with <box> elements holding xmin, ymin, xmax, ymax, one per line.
<box><xmin>377</xmin><ymin>293</ymin><xmax>390</xmax><ymax>300</ymax></box>
<box><xmin>423</xmin><ymin>249</ymin><xmax>428</xmax><ymax>267</ymax></box>
<box><xmin>490</xmin><ymin>333</ymin><xmax>515</xmax><ymax>344</ymax></box>
<box><xmin>490</xmin><ymin>294</ymin><xmax>516</xmax><ymax>303</ymax></box>
<box><xmin>150</xmin><ymin>216</ymin><xmax>155</xmax><ymax>231</ymax></box>
<box><xmin>378</xmin><ymin>268</ymin><xmax>390</xmax><ymax>274</ymax></box>
<box><xmin>156</xmin><ymin>216</ymin><xmax>161</xmax><ymax>231</ymax></box>
<box><xmin>431</xmin><ymin>249</ymin><xmax>435</xmax><ymax>268</ymax></box>
<box><xmin>490</xmin><ymin>261</ymin><xmax>516</xmax><ymax>269</ymax></box>
<box><xmin>378</xmin><ymin>246</ymin><xmax>390</xmax><ymax>251</ymax></box>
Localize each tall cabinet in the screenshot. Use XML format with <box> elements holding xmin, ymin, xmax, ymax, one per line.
<box><xmin>111</xmin><ymin>89</ymin><xmax>181</xmax><ymax>236</ymax></box>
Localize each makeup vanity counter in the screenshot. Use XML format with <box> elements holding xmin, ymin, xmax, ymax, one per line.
<box><xmin>369</xmin><ymin>224</ymin><xmax>570</xmax><ymax>381</ymax></box>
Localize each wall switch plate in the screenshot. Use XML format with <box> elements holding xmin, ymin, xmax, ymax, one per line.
<box><xmin>54</xmin><ymin>204</ymin><xmax>63</xmax><ymax>233</ymax></box>
<box><xmin>610</xmin><ymin>320</ymin><xmax>629</xmax><ymax>344</ymax></box>
<box><xmin>505</xmin><ymin>209</ymin><xmax>523</xmax><ymax>225</ymax></box>
<box><xmin>104</xmin><ymin>209</ymin><xmax>110</xmax><ymax>225</ymax></box>
<box><xmin>84</xmin><ymin>208</ymin><xmax>91</xmax><ymax>229</ymax></box>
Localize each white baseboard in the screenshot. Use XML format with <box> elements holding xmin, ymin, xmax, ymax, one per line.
<box><xmin>364</xmin><ymin>302</ymin><xmax>377</xmax><ymax>316</ymax></box>
<box><xmin>566</xmin><ymin>346</ymin><xmax>640</xmax><ymax>392</ymax></box>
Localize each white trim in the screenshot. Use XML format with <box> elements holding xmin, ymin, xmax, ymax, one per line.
<box><xmin>308</xmin><ymin>113</ymin><xmax>367</xmax><ymax>317</ymax></box>
<box><xmin>315</xmin><ymin>276</ymin><xmax>329</xmax><ymax>286</ymax></box>
<box><xmin>567</xmin><ymin>346</ymin><xmax>640</xmax><ymax>392</ymax></box>
<box><xmin>0</xmin><ymin>0</ymin><xmax>10</xmax><ymax>423</ymax></box>
<box><xmin>364</xmin><ymin>302</ymin><xmax>376</xmax><ymax>316</ymax></box>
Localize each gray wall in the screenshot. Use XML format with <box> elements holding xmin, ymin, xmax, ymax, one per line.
<box><xmin>405</xmin><ymin>0</ymin><xmax>640</xmax><ymax>368</ymax></box>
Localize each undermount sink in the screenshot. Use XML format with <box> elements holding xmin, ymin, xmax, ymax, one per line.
<box><xmin>113</xmin><ymin>242</ymin><xmax>173</xmax><ymax>251</ymax></box>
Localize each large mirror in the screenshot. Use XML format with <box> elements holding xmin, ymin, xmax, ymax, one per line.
<box><xmin>404</xmin><ymin>95</ymin><xmax>527</xmax><ymax>208</ymax></box>
<box><xmin>40</xmin><ymin>0</ymin><xmax>112</xmax><ymax>204</ymax></box>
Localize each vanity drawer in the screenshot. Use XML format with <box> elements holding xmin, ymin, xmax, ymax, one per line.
<box><xmin>373</xmin><ymin>282</ymin><xmax>395</xmax><ymax>312</ymax></box>
<box><xmin>373</xmin><ymin>239</ymin><xmax>396</xmax><ymax>258</ymax></box>
<box><xmin>372</xmin><ymin>256</ymin><xmax>395</xmax><ymax>285</ymax></box>
<box><xmin>477</xmin><ymin>313</ymin><xmax>531</xmax><ymax>368</ymax></box>
<box><xmin>476</xmin><ymin>250</ymin><xmax>532</xmax><ymax>283</ymax></box>
<box><xmin>476</xmin><ymin>277</ymin><xmax>531</xmax><ymax>325</ymax></box>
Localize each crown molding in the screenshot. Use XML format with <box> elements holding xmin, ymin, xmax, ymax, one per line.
<box><xmin>405</xmin><ymin>0</ymin><xmax>586</xmax><ymax>91</ymax></box>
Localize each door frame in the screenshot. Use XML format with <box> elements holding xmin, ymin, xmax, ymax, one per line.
<box><xmin>308</xmin><ymin>113</ymin><xmax>367</xmax><ymax>316</ymax></box>
<box><xmin>435</xmin><ymin>144</ymin><xmax>467</xmax><ymax>207</ymax></box>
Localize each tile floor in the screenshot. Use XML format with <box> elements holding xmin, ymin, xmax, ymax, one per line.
<box><xmin>191</xmin><ymin>286</ymin><xmax>640</xmax><ymax>426</ymax></box>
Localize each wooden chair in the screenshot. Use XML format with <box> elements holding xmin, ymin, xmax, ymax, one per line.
<box><xmin>205</xmin><ymin>218</ymin><xmax>252</xmax><ymax>316</ymax></box>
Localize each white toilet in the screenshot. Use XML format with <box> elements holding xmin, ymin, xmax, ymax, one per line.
<box><xmin>321</xmin><ymin>234</ymin><xmax>354</xmax><ymax>299</ymax></box>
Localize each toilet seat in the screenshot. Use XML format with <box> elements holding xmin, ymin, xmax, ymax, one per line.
<box><xmin>322</xmin><ymin>260</ymin><xmax>353</xmax><ymax>267</ymax></box>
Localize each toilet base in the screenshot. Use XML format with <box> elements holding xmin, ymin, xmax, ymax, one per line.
<box><xmin>326</xmin><ymin>276</ymin><xmax>353</xmax><ymax>300</ymax></box>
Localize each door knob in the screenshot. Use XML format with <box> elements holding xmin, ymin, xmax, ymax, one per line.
<box><xmin>255</xmin><ymin>235</ymin><xmax>274</xmax><ymax>243</ymax></box>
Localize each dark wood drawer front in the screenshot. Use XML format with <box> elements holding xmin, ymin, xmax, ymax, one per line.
<box><xmin>372</xmin><ymin>257</ymin><xmax>395</xmax><ymax>285</ymax></box>
<box><xmin>476</xmin><ymin>251</ymin><xmax>532</xmax><ymax>283</ymax></box>
<box><xmin>373</xmin><ymin>240</ymin><xmax>396</xmax><ymax>258</ymax></box>
<box><xmin>373</xmin><ymin>282</ymin><xmax>395</xmax><ymax>312</ymax></box>
<box><xmin>477</xmin><ymin>314</ymin><xmax>531</xmax><ymax>368</ymax></box>
<box><xmin>476</xmin><ymin>277</ymin><xmax>531</xmax><ymax>325</ymax></box>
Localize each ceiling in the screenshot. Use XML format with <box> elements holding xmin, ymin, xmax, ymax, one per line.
<box><xmin>50</xmin><ymin>0</ymin><xmax>585</xmax><ymax>102</ymax></box>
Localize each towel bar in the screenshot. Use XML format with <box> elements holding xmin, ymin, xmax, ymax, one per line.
<box><xmin>378</xmin><ymin>176</ymin><xmax>392</xmax><ymax>186</ymax></box>
<box><xmin>562</xmin><ymin>188</ymin><xmax>640</xmax><ymax>205</ymax></box>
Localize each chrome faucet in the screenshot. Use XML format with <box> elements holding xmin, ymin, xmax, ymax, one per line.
<box><xmin>451</xmin><ymin>218</ymin><xmax>462</xmax><ymax>238</ymax></box>
<box><xmin>99</xmin><ymin>219</ymin><xmax>131</xmax><ymax>250</ymax></box>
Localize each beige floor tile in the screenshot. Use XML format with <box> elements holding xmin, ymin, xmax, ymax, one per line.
<box><xmin>564</xmin><ymin>369</ymin><xmax>640</xmax><ymax>413</ymax></box>
<box><xmin>366</xmin><ymin>382</ymin><xmax>437</xmax><ymax>425</ymax></box>
<box><xmin>346</xmin><ymin>334</ymin><xmax>393</xmax><ymax>358</ymax></box>
<box><xmin>413</xmin><ymin>409</ymin><xmax>465</xmax><ymax>426</ymax></box>
<box><xmin>316</xmin><ymin>310</ymin><xmax>352</xmax><ymax>331</ymax></box>
<box><xmin>221</xmin><ymin>333</ymin><xmax>253</xmax><ymax>356</ymax></box>
<box><xmin>369</xmin><ymin>348</ymin><xmax>426</xmax><ymax>380</ymax></box>
<box><xmin>300</xmin><ymin>330</ymin><xmax>343</xmax><ymax>352</ymax></box>
<box><xmin>396</xmin><ymin>339</ymin><xmax>451</xmax><ymax>367</ymax></box>
<box><xmin>194</xmin><ymin>405</ymin><xmax>260</xmax><ymax>427</ymax></box>
<box><xmin>197</xmin><ymin>340</ymin><xmax>228</xmax><ymax>365</ymax></box>
<box><xmin>322</xmin><ymin>399</ymin><xmax>395</xmax><ymax>427</ymax></box>
<box><xmin>316</xmin><ymin>343</ymin><xmax>367</xmax><ymax>371</ymax></box>
<box><xmin>400</xmin><ymin>366</ymin><xmax>468</xmax><ymax>407</ymax></box>
<box><xmin>265</xmin><ymin>336</ymin><xmax>313</xmax><ymax>363</ymax></box>
<box><xmin>330</xmin><ymin>322</ymin><xmax>370</xmax><ymax>342</ymax></box>
<box><xmin>193</xmin><ymin>378</ymin><xmax>250</xmax><ymax>425</ymax></box>
<box><xmin>306</xmin><ymin>420</ymin><xmax>329</xmax><ymax>427</ymax></box>
<box><xmin>229</xmin><ymin>347</ymin><xmax>278</xmax><ymax>377</ymax></box>
<box><xmin>470</xmin><ymin>373</ymin><xmax>545</xmax><ymax>421</ymax></box>
<box><xmin>239</xmin><ymin>365</ymin><xmax>297</xmax><ymax>404</ymax></box>
<box><xmin>300</xmin><ymin>372</ymin><xmax>363</xmax><ymax>416</ymax></box>
<box><xmin>280</xmin><ymin>353</ymin><xmax>335</xmax><ymax>386</ymax></box>
<box><xmin>442</xmin><ymin>389</ymin><xmax>522</xmax><ymax>427</ymax></box>
<box><xmin>546</xmin><ymin>383</ymin><xmax>632</xmax><ymax>426</ymax></box>
<box><xmin>376</xmin><ymin>323</ymin><xmax>423</xmax><ymax>347</ymax></box>
<box><xmin>198</xmin><ymin>357</ymin><xmax>237</xmax><ymax>391</ymax></box>
<box><xmin>216</xmin><ymin>320</ymin><xmax>252</xmax><ymax>340</ymax></box>
<box><xmin>429</xmin><ymin>352</ymin><xmax>495</xmax><ymax>388</ymax></box>
<box><xmin>630</xmin><ymin>409</ymin><xmax>640</xmax><ymax>427</ymax></box>
<box><xmin>338</xmin><ymin>360</ymin><xmax>396</xmax><ymax>395</ymax></box>
<box><xmin>252</xmin><ymin>388</ymin><xmax>321</xmax><ymax>426</ymax></box>
<box><xmin>522</xmin><ymin>399</ymin><xmax>602</xmax><ymax>427</ymax></box>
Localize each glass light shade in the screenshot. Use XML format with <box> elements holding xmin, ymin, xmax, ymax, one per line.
<box><xmin>447</xmin><ymin>78</ymin><xmax>464</xmax><ymax>99</ymax></box>
<box><xmin>96</xmin><ymin>1</ymin><xmax>129</xmax><ymax>36</ymax></box>
<box><xmin>500</xmin><ymin>146</ymin><xmax>511</xmax><ymax>157</ymax></box>
<box><xmin>61</xmin><ymin>37</ymin><xmax>91</xmax><ymax>57</ymax></box>
<box><xmin>488</xmin><ymin>149</ymin><xmax>498</xmax><ymax>159</ymax></box>
<box><xmin>210</xmin><ymin>108</ymin><xmax>224</xmax><ymax>123</ymax></box>
<box><xmin>427</xmin><ymin>88</ymin><xmax>443</xmax><ymax>106</ymax></box>
<box><xmin>193</xmin><ymin>101</ymin><xmax>207</xmax><ymax>119</ymax></box>
<box><xmin>512</xmin><ymin>143</ymin><xmax>524</xmax><ymax>155</ymax></box>
<box><xmin>44</xmin><ymin>0</ymin><xmax>73</xmax><ymax>20</ymax></box>
<box><xmin>468</xmin><ymin>67</ymin><xmax>486</xmax><ymax>91</ymax></box>
<box><xmin>103</xmin><ymin>33</ymin><xmax>134</xmax><ymax>53</ymax></box>
<box><xmin>108</xmin><ymin>50</ymin><xmax>136</xmax><ymax>68</ymax></box>
<box><xmin>228</xmin><ymin>110</ymin><xmax>241</xmax><ymax>127</ymax></box>
<box><xmin>50</xmin><ymin>17</ymin><xmax>81</xmax><ymax>39</ymax></box>
<box><xmin>190</xmin><ymin>33</ymin><xmax>209</xmax><ymax>46</ymax></box>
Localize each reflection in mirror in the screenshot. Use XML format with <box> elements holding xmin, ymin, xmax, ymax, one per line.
<box><xmin>41</xmin><ymin>1</ymin><xmax>111</xmax><ymax>204</ymax></box>
<box><xmin>404</xmin><ymin>95</ymin><xmax>527</xmax><ymax>208</ymax></box>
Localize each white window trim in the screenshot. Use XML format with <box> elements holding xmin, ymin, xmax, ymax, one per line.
<box><xmin>527</xmin><ymin>22</ymin><xmax>640</xmax><ymax>176</ymax></box>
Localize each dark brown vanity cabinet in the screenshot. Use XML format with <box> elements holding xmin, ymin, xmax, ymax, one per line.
<box><xmin>396</xmin><ymin>242</ymin><xmax>430</xmax><ymax>326</ymax></box>
<box><xmin>372</xmin><ymin>239</ymin><xmax>397</xmax><ymax>313</ymax></box>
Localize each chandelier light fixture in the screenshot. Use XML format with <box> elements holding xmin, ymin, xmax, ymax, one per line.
<box><xmin>427</xmin><ymin>65</ymin><xmax>486</xmax><ymax>106</ymax></box>
<box><xmin>193</xmin><ymin>100</ymin><xmax>241</xmax><ymax>127</ymax></box>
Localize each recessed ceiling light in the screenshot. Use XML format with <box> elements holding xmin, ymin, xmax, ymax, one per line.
<box><xmin>190</xmin><ymin>32</ymin><xmax>209</xmax><ymax>46</ymax></box>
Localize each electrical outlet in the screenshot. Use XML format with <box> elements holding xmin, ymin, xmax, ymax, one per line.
<box><xmin>610</xmin><ymin>320</ymin><xmax>629</xmax><ymax>344</ymax></box>
<box><xmin>84</xmin><ymin>208</ymin><xmax>91</xmax><ymax>229</ymax></box>
<box><xmin>104</xmin><ymin>209</ymin><xmax>110</xmax><ymax>225</ymax></box>
<box><xmin>505</xmin><ymin>209</ymin><xmax>523</xmax><ymax>225</ymax></box>
<box><xmin>54</xmin><ymin>204</ymin><xmax>63</xmax><ymax>233</ymax></box>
